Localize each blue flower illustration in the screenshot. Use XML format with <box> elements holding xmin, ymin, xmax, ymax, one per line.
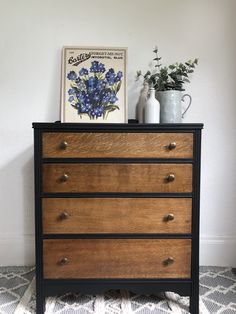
<box><xmin>98</xmin><ymin>63</ymin><xmax>106</xmax><ymax>73</ymax></box>
<box><xmin>68</xmin><ymin>88</ymin><xmax>76</xmax><ymax>95</ymax></box>
<box><xmin>115</xmin><ymin>71</ymin><xmax>123</xmax><ymax>82</ymax></box>
<box><xmin>110</xmin><ymin>93</ymin><xmax>118</xmax><ymax>104</ymax></box>
<box><xmin>67</xmin><ymin>71</ymin><xmax>77</xmax><ymax>80</ymax></box>
<box><xmin>105</xmin><ymin>68</ymin><xmax>116</xmax><ymax>86</ymax></box>
<box><xmin>68</xmin><ymin>96</ymin><xmax>74</xmax><ymax>102</ymax></box>
<box><xmin>67</xmin><ymin>61</ymin><xmax>123</xmax><ymax>120</ymax></box>
<box><xmin>79</xmin><ymin>68</ymin><xmax>88</xmax><ymax>76</ymax></box>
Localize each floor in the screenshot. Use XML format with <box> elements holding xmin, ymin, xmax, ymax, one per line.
<box><xmin>0</xmin><ymin>266</ymin><xmax>235</xmax><ymax>313</ymax></box>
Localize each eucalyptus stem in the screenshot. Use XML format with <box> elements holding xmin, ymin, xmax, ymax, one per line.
<box><xmin>136</xmin><ymin>46</ymin><xmax>198</xmax><ymax>92</ymax></box>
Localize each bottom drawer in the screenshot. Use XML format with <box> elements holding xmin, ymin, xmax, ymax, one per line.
<box><xmin>43</xmin><ymin>239</ymin><xmax>191</xmax><ymax>279</ymax></box>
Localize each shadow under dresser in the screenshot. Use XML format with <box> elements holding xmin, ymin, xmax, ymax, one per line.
<box><xmin>33</xmin><ymin>122</ymin><xmax>203</xmax><ymax>314</ymax></box>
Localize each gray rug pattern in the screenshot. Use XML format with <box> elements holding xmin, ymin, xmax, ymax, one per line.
<box><xmin>0</xmin><ymin>266</ymin><xmax>235</xmax><ymax>313</ymax></box>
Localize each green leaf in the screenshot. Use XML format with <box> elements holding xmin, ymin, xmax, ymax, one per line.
<box><xmin>116</xmin><ymin>81</ymin><xmax>122</xmax><ymax>92</ymax></box>
<box><xmin>143</xmin><ymin>71</ymin><xmax>151</xmax><ymax>79</ymax></box>
<box><xmin>136</xmin><ymin>70</ymin><xmax>142</xmax><ymax>77</ymax></box>
<box><xmin>105</xmin><ymin>105</ymin><xmax>120</xmax><ymax>111</ymax></box>
<box><xmin>169</xmin><ymin>65</ymin><xmax>176</xmax><ymax>70</ymax></box>
<box><xmin>183</xmin><ymin>78</ymin><xmax>190</xmax><ymax>83</ymax></box>
<box><xmin>153</xmin><ymin>47</ymin><xmax>158</xmax><ymax>53</ymax></box>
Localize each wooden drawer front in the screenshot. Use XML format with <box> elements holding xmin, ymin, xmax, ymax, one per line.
<box><xmin>43</xmin><ymin>198</ymin><xmax>192</xmax><ymax>234</ymax></box>
<box><xmin>43</xmin><ymin>239</ymin><xmax>191</xmax><ymax>279</ymax></box>
<box><xmin>43</xmin><ymin>163</ymin><xmax>192</xmax><ymax>193</ymax></box>
<box><xmin>42</xmin><ymin>132</ymin><xmax>193</xmax><ymax>158</ymax></box>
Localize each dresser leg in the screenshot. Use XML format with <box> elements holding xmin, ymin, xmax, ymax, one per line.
<box><xmin>36</xmin><ymin>292</ymin><xmax>45</xmax><ymax>314</ymax></box>
<box><xmin>190</xmin><ymin>288</ymin><xmax>199</xmax><ymax>314</ymax></box>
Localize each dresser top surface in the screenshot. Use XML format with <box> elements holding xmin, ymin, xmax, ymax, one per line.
<box><xmin>32</xmin><ymin>122</ymin><xmax>203</xmax><ymax>131</ymax></box>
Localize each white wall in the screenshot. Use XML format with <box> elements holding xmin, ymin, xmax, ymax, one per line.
<box><xmin>0</xmin><ymin>0</ymin><xmax>236</xmax><ymax>266</ymax></box>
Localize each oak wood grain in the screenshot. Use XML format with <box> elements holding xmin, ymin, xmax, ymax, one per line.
<box><xmin>42</xmin><ymin>198</ymin><xmax>192</xmax><ymax>234</ymax></box>
<box><xmin>42</xmin><ymin>163</ymin><xmax>192</xmax><ymax>193</ymax></box>
<box><xmin>43</xmin><ymin>239</ymin><xmax>191</xmax><ymax>279</ymax></box>
<box><xmin>42</xmin><ymin>132</ymin><xmax>193</xmax><ymax>158</ymax></box>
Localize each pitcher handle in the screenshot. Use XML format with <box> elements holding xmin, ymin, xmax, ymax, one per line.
<box><xmin>181</xmin><ymin>94</ymin><xmax>192</xmax><ymax>118</ymax></box>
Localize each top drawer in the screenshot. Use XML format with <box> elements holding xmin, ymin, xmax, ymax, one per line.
<box><xmin>42</xmin><ymin>132</ymin><xmax>193</xmax><ymax>158</ymax></box>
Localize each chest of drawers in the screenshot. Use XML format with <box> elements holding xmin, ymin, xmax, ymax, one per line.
<box><xmin>33</xmin><ymin>122</ymin><xmax>203</xmax><ymax>314</ymax></box>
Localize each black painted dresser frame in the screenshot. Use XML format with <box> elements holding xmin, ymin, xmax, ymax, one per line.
<box><xmin>33</xmin><ymin>122</ymin><xmax>203</xmax><ymax>314</ymax></box>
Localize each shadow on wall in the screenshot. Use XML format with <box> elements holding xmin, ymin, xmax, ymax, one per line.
<box><xmin>45</xmin><ymin>47</ymin><xmax>62</xmax><ymax>122</ymax></box>
<box><xmin>22</xmin><ymin>148</ymin><xmax>35</xmax><ymax>264</ymax></box>
<box><xmin>0</xmin><ymin>146</ymin><xmax>35</xmax><ymax>265</ymax></box>
<box><xmin>127</xmin><ymin>72</ymin><xmax>143</xmax><ymax>120</ymax></box>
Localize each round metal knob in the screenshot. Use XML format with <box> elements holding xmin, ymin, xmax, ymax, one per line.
<box><xmin>163</xmin><ymin>257</ymin><xmax>174</xmax><ymax>266</ymax></box>
<box><xmin>166</xmin><ymin>173</ymin><xmax>175</xmax><ymax>182</ymax></box>
<box><xmin>168</xmin><ymin>142</ymin><xmax>176</xmax><ymax>150</ymax></box>
<box><xmin>59</xmin><ymin>257</ymin><xmax>69</xmax><ymax>265</ymax></box>
<box><xmin>59</xmin><ymin>212</ymin><xmax>69</xmax><ymax>220</ymax></box>
<box><xmin>60</xmin><ymin>141</ymin><xmax>68</xmax><ymax>150</ymax></box>
<box><xmin>165</xmin><ymin>213</ymin><xmax>175</xmax><ymax>222</ymax></box>
<box><xmin>60</xmin><ymin>173</ymin><xmax>69</xmax><ymax>182</ymax></box>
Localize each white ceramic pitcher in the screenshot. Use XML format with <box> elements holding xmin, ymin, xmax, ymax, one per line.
<box><xmin>156</xmin><ymin>90</ymin><xmax>192</xmax><ymax>123</ymax></box>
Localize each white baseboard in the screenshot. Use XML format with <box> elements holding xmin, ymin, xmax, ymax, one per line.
<box><xmin>0</xmin><ymin>234</ymin><xmax>35</xmax><ymax>266</ymax></box>
<box><xmin>0</xmin><ymin>234</ymin><xmax>235</xmax><ymax>267</ymax></box>
<box><xmin>200</xmin><ymin>235</ymin><xmax>236</xmax><ymax>267</ymax></box>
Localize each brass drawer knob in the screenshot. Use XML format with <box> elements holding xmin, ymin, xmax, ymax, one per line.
<box><xmin>60</xmin><ymin>173</ymin><xmax>69</xmax><ymax>182</ymax></box>
<box><xmin>163</xmin><ymin>257</ymin><xmax>174</xmax><ymax>266</ymax></box>
<box><xmin>168</xmin><ymin>142</ymin><xmax>176</xmax><ymax>150</ymax></box>
<box><xmin>60</xmin><ymin>141</ymin><xmax>68</xmax><ymax>150</ymax></box>
<box><xmin>59</xmin><ymin>212</ymin><xmax>69</xmax><ymax>220</ymax></box>
<box><xmin>165</xmin><ymin>213</ymin><xmax>175</xmax><ymax>222</ymax></box>
<box><xmin>166</xmin><ymin>173</ymin><xmax>175</xmax><ymax>182</ymax></box>
<box><xmin>59</xmin><ymin>257</ymin><xmax>69</xmax><ymax>265</ymax></box>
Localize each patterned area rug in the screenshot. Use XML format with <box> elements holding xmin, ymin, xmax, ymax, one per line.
<box><xmin>0</xmin><ymin>267</ymin><xmax>235</xmax><ymax>313</ymax></box>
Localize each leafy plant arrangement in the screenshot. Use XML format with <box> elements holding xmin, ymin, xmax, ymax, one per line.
<box><xmin>67</xmin><ymin>61</ymin><xmax>123</xmax><ymax>119</ymax></box>
<box><xmin>136</xmin><ymin>47</ymin><xmax>198</xmax><ymax>91</ymax></box>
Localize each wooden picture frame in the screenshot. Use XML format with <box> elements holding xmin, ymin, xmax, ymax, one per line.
<box><xmin>61</xmin><ymin>46</ymin><xmax>127</xmax><ymax>123</ymax></box>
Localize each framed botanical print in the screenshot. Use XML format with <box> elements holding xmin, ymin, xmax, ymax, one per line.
<box><xmin>61</xmin><ymin>46</ymin><xmax>127</xmax><ymax>123</ymax></box>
